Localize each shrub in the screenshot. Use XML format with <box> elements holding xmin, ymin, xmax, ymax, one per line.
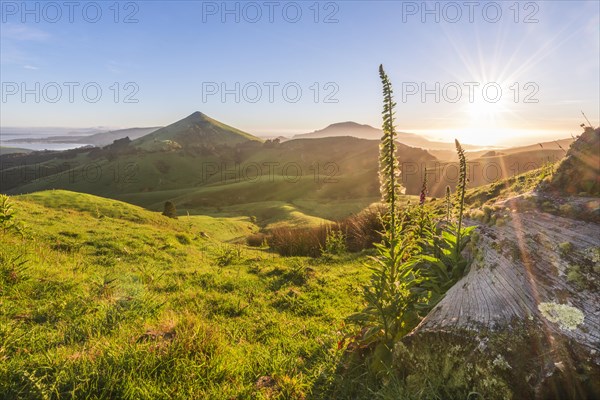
<box><xmin>321</xmin><ymin>228</ymin><xmax>347</xmax><ymax>258</ymax></box>
<box><xmin>246</xmin><ymin>232</ymin><xmax>267</xmax><ymax>247</ymax></box>
<box><xmin>268</xmin><ymin>225</ymin><xmax>328</xmax><ymax>257</ymax></box>
<box><xmin>268</xmin><ymin>205</ymin><xmax>387</xmax><ymax>257</ymax></box>
<box><xmin>339</xmin><ymin>205</ymin><xmax>386</xmax><ymax>252</ymax></box>
<box><xmin>162</xmin><ymin>201</ymin><xmax>178</xmax><ymax>219</ymax></box>
<box><xmin>268</xmin><ymin>205</ymin><xmax>388</xmax><ymax>257</ymax></box>
<box><xmin>482</xmin><ymin>205</ymin><xmax>493</xmax><ymax>224</ymax></box>
<box><xmin>0</xmin><ymin>195</ymin><xmax>24</xmax><ymax>236</ymax></box>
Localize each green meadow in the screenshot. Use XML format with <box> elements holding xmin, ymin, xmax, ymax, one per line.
<box><xmin>1</xmin><ymin>190</ymin><xmax>376</xmax><ymax>399</ymax></box>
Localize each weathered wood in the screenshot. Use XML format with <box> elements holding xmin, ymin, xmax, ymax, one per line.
<box><xmin>404</xmin><ymin>208</ymin><xmax>600</xmax><ymax>398</ymax></box>
<box><xmin>415</xmin><ymin>210</ymin><xmax>599</xmax><ymax>350</ymax></box>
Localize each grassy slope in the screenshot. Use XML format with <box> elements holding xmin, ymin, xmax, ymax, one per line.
<box><xmin>426</xmin><ymin>162</ymin><xmax>552</xmax><ymax>213</ymax></box>
<box><xmin>427</xmin><ymin>148</ymin><xmax>565</xmax><ymax>197</ymax></box>
<box><xmin>6</xmin><ymin>160</ymin><xmax>375</xmax><ymax>229</ymax></box>
<box><xmin>3</xmin><ymin>138</ymin><xmax>389</xmax><ymax>227</ymax></box>
<box><xmin>17</xmin><ymin>190</ymin><xmax>255</xmax><ymax>241</ymax></box>
<box><xmin>3</xmin><ymin>136</ymin><xmax>432</xmax><ymax>222</ymax></box>
<box><xmin>0</xmin><ymin>190</ymin><xmax>370</xmax><ymax>399</ymax></box>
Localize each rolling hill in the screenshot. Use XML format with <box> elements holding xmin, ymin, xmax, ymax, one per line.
<box><xmin>1</xmin><ymin>113</ymin><xmax>435</xmax><ymax>224</ymax></box>
<box><xmin>427</xmin><ymin>148</ymin><xmax>567</xmax><ymax>197</ymax></box>
<box><xmin>2</xmin><ymin>151</ymin><xmax>598</xmax><ymax>398</ymax></box>
<box><xmin>430</xmin><ymin>137</ymin><xmax>575</xmax><ymax>162</ymax></box>
<box><xmin>2</xmin><ymin>112</ymin><xmax>578</xmax><ymax>224</ymax></box>
<box><xmin>293</xmin><ymin>121</ymin><xmax>481</xmax><ymax>150</ymax></box>
<box><xmin>133</xmin><ymin>112</ymin><xmax>262</xmax><ymax>151</ymax></box>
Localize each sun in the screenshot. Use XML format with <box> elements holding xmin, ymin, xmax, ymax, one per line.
<box><xmin>466</xmin><ymin>100</ymin><xmax>506</xmax><ymax>124</ymax></box>
<box><xmin>453</xmin><ymin>97</ymin><xmax>514</xmax><ymax>145</ymax></box>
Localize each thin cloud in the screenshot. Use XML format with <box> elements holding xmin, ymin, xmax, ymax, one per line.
<box><xmin>23</xmin><ymin>65</ymin><xmax>39</xmax><ymax>70</ymax></box>
<box><xmin>1</xmin><ymin>24</ymin><xmax>50</xmax><ymax>41</ymax></box>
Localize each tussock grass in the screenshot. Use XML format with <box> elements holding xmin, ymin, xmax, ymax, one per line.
<box><xmin>268</xmin><ymin>204</ymin><xmax>387</xmax><ymax>257</ymax></box>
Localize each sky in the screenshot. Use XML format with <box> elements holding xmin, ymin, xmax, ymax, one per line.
<box><xmin>1</xmin><ymin>0</ymin><xmax>599</xmax><ymax>146</ymax></box>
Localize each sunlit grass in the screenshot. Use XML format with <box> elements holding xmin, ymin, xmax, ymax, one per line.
<box><xmin>0</xmin><ymin>190</ymin><xmax>371</xmax><ymax>398</ymax></box>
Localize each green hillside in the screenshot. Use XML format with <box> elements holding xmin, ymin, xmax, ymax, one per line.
<box><xmin>1</xmin><ymin>114</ymin><xmax>434</xmax><ymax>224</ymax></box>
<box><xmin>0</xmin><ymin>190</ymin><xmax>371</xmax><ymax>398</ymax></box>
<box><xmin>427</xmin><ymin>148</ymin><xmax>566</xmax><ymax>197</ymax></box>
<box><xmin>133</xmin><ymin>111</ymin><xmax>262</xmax><ymax>151</ymax></box>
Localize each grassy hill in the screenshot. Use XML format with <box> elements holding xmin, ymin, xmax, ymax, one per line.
<box><xmin>3</xmin><ymin>130</ymin><xmax>570</xmax><ymax>217</ymax></box>
<box><xmin>15</xmin><ymin>190</ymin><xmax>255</xmax><ymax>241</ymax></box>
<box><xmin>133</xmin><ymin>112</ymin><xmax>262</xmax><ymax>151</ymax></box>
<box><xmin>427</xmin><ymin>147</ymin><xmax>567</xmax><ymax>197</ymax></box>
<box><xmin>293</xmin><ymin>121</ymin><xmax>482</xmax><ymax>150</ymax></box>
<box><xmin>1</xmin><ymin>115</ymin><xmax>435</xmax><ymax>224</ymax></box>
<box><xmin>431</xmin><ymin>137</ymin><xmax>575</xmax><ymax>162</ymax></box>
<box><xmin>0</xmin><ymin>190</ymin><xmax>371</xmax><ymax>398</ymax></box>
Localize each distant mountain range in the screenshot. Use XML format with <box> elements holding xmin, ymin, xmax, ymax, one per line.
<box><xmin>6</xmin><ymin>127</ymin><xmax>161</xmax><ymax>147</ymax></box>
<box><xmin>292</xmin><ymin>121</ymin><xmax>481</xmax><ymax>150</ymax></box>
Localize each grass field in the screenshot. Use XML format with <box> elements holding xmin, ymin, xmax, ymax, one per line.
<box><xmin>1</xmin><ymin>190</ymin><xmax>375</xmax><ymax>399</ymax></box>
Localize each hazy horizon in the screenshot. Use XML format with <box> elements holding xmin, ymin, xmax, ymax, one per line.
<box><xmin>0</xmin><ymin>119</ymin><xmax>579</xmax><ymax>148</ymax></box>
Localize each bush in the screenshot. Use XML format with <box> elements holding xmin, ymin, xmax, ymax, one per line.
<box><xmin>246</xmin><ymin>233</ymin><xmax>267</xmax><ymax>247</ymax></box>
<box><xmin>268</xmin><ymin>205</ymin><xmax>387</xmax><ymax>257</ymax></box>
<box><xmin>268</xmin><ymin>225</ymin><xmax>328</xmax><ymax>257</ymax></box>
<box><xmin>0</xmin><ymin>195</ymin><xmax>24</xmax><ymax>236</ymax></box>
<box><xmin>320</xmin><ymin>229</ymin><xmax>347</xmax><ymax>259</ymax></box>
<box><xmin>162</xmin><ymin>201</ymin><xmax>178</xmax><ymax>219</ymax></box>
<box><xmin>338</xmin><ymin>205</ymin><xmax>386</xmax><ymax>252</ymax></box>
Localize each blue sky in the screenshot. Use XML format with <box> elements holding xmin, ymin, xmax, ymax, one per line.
<box><xmin>1</xmin><ymin>0</ymin><xmax>599</xmax><ymax>145</ymax></box>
